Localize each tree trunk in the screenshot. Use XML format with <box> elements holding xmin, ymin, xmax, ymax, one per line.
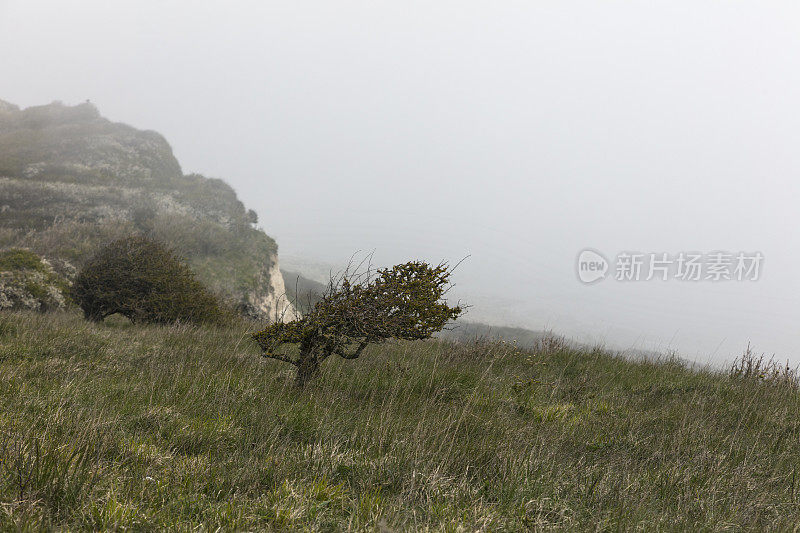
<box><xmin>295</xmin><ymin>349</ymin><xmax>320</xmax><ymax>387</ymax></box>
<box><xmin>84</xmin><ymin>308</ymin><xmax>104</xmax><ymax>322</ymax></box>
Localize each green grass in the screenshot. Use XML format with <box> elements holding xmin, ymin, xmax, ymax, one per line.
<box><xmin>1</xmin><ymin>311</ymin><xmax>800</xmax><ymax>530</ymax></box>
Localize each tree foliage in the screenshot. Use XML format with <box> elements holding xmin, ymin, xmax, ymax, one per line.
<box><xmin>253</xmin><ymin>260</ymin><xmax>463</xmax><ymax>386</ymax></box>
<box><xmin>71</xmin><ymin>236</ymin><xmax>227</xmax><ymax>324</ymax></box>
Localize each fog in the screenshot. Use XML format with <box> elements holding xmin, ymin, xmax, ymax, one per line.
<box><xmin>2</xmin><ymin>1</ymin><xmax>799</xmax><ymax>364</ymax></box>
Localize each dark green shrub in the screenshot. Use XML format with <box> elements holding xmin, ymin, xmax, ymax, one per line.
<box><xmin>253</xmin><ymin>261</ymin><xmax>463</xmax><ymax>386</ymax></box>
<box><xmin>71</xmin><ymin>236</ymin><xmax>227</xmax><ymax>324</ymax></box>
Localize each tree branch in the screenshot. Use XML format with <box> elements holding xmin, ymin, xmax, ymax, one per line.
<box><xmin>260</xmin><ymin>352</ymin><xmax>299</xmax><ymax>366</ymax></box>
<box><xmin>336</xmin><ymin>340</ymin><xmax>370</xmax><ymax>360</ymax></box>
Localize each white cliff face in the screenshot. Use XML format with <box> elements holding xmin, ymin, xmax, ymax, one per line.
<box><xmin>247</xmin><ymin>255</ymin><xmax>298</xmax><ymax>322</ymax></box>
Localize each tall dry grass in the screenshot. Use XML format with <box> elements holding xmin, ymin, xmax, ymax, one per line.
<box><xmin>1</xmin><ymin>311</ymin><xmax>799</xmax><ymax>530</ymax></box>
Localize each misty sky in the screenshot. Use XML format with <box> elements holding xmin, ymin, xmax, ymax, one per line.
<box><xmin>2</xmin><ymin>1</ymin><xmax>800</xmax><ymax>364</ymax></box>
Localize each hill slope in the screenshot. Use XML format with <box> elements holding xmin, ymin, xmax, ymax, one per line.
<box><xmin>1</xmin><ymin>311</ymin><xmax>798</xmax><ymax>530</ymax></box>
<box><xmin>0</xmin><ymin>99</ymin><xmax>294</xmax><ymax>319</ymax></box>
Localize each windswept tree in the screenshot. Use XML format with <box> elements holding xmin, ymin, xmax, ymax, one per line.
<box><xmin>252</xmin><ymin>261</ymin><xmax>463</xmax><ymax>386</ymax></box>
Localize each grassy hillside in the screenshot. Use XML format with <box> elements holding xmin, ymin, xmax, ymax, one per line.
<box><xmin>436</xmin><ymin>321</ymin><xmax>550</xmax><ymax>351</ymax></box>
<box><xmin>1</xmin><ymin>312</ymin><xmax>798</xmax><ymax>530</ymax></box>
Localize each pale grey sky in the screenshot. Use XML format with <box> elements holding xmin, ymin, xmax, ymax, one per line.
<box><xmin>2</xmin><ymin>1</ymin><xmax>800</xmax><ymax>363</ymax></box>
